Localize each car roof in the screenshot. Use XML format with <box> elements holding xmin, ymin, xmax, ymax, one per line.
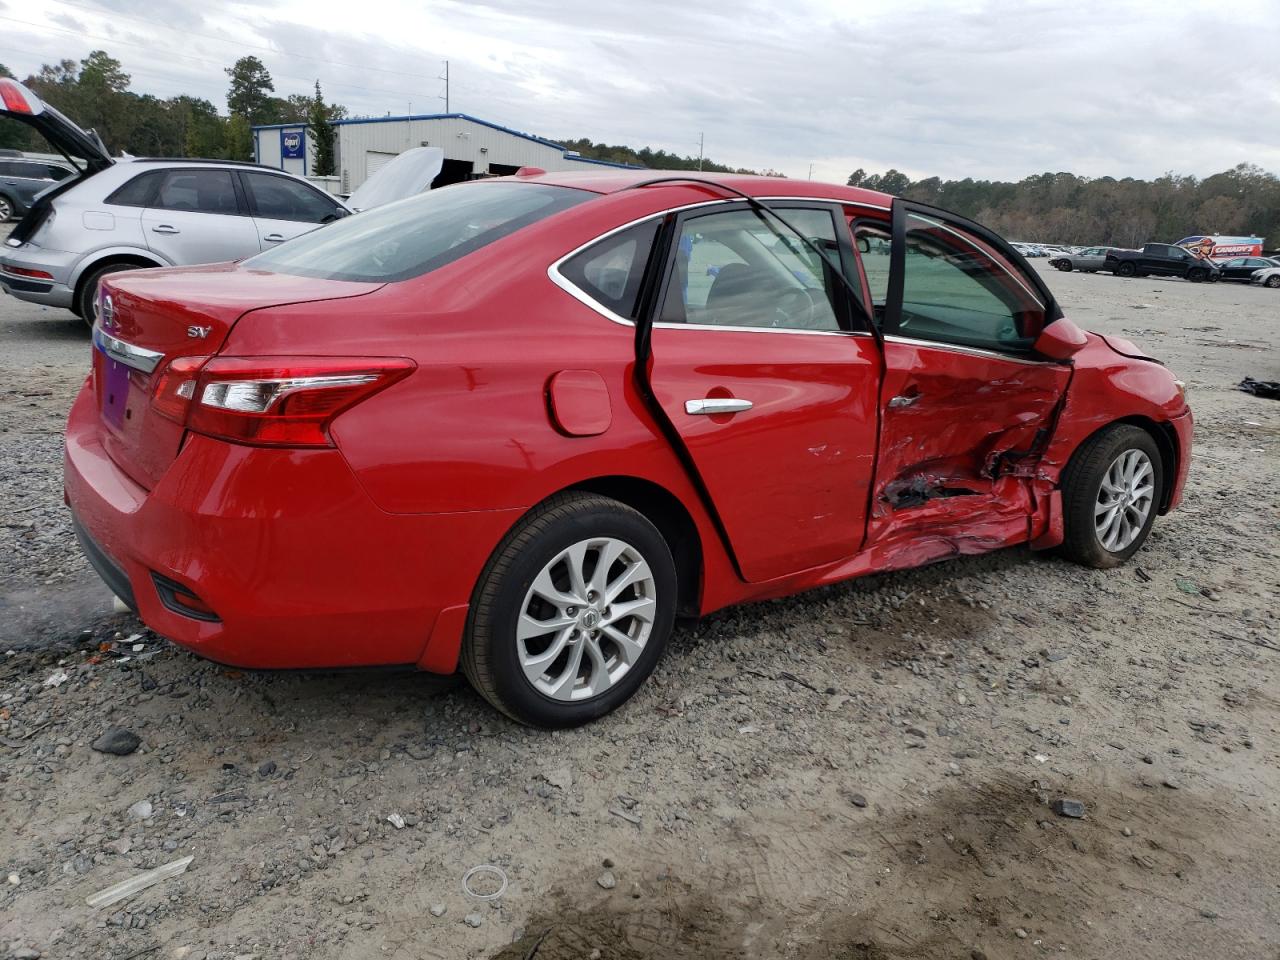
<box><xmin>515</xmin><ymin>168</ymin><xmax>894</xmax><ymax>207</ymax></box>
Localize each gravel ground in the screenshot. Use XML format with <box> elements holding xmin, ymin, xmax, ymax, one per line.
<box><xmin>1</xmin><ymin>230</ymin><xmax>1278</xmax><ymax>960</ymax></box>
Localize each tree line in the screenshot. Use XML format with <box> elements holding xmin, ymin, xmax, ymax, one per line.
<box><xmin>0</xmin><ymin>52</ymin><xmax>342</xmax><ymax>175</ymax></box>
<box><xmin>846</xmin><ymin>166</ymin><xmax>1280</xmax><ymax>248</ymax></box>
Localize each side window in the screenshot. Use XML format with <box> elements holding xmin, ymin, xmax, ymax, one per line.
<box><xmin>558</xmin><ymin>220</ymin><xmax>659</xmax><ymax>321</ymax></box>
<box><xmin>897</xmin><ymin>212</ymin><xmax>1046</xmax><ymax>353</ymax></box>
<box><xmin>243</xmin><ymin>173</ymin><xmax>340</xmax><ymax>223</ymax></box>
<box><xmin>45</xmin><ymin>164</ymin><xmax>73</xmax><ymax>181</ymax></box>
<box><xmin>659</xmin><ymin>207</ymin><xmax>842</xmax><ymax>331</ymax></box>
<box><xmin>852</xmin><ymin>221</ymin><xmax>892</xmax><ymax>307</ymax></box>
<box><xmin>105</xmin><ymin>171</ymin><xmax>162</xmax><ymax>208</ymax></box>
<box><xmin>154</xmin><ymin>169</ymin><xmax>239</xmax><ymax>215</ymax></box>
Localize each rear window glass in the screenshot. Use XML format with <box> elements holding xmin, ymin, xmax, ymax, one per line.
<box><xmin>106</xmin><ymin>171</ymin><xmax>162</xmax><ymax>207</ymax></box>
<box><xmin>245</xmin><ymin>182</ymin><xmax>593</xmax><ymax>283</ymax></box>
<box><xmin>558</xmin><ymin>220</ymin><xmax>660</xmax><ymax>320</ymax></box>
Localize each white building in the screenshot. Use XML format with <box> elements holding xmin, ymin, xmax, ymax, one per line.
<box><xmin>252</xmin><ymin>113</ymin><xmax>638</xmax><ymax>192</ymax></box>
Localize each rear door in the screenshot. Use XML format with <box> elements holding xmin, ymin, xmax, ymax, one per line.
<box><xmin>643</xmin><ymin>201</ymin><xmax>881</xmax><ymax>582</ymax></box>
<box><xmin>139</xmin><ymin>168</ymin><xmax>260</xmax><ymax>265</ymax></box>
<box><xmin>865</xmin><ymin>201</ymin><xmax>1070</xmax><ymax>547</ymax></box>
<box><xmin>239</xmin><ymin>170</ymin><xmax>347</xmax><ymax>248</ymax></box>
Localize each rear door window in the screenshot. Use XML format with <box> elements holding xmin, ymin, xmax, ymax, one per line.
<box><xmin>245</xmin><ymin>181</ymin><xmax>593</xmax><ymax>283</ymax></box>
<box><xmin>242</xmin><ymin>172</ymin><xmax>341</xmax><ymax>223</ymax></box>
<box><xmin>106</xmin><ymin>171</ymin><xmax>162</xmax><ymax>207</ymax></box>
<box><xmin>153</xmin><ymin>169</ymin><xmax>240</xmax><ymax>215</ymax></box>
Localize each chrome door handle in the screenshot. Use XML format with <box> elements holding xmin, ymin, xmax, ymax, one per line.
<box><xmin>151</xmin><ymin>225</ymin><xmax>179</xmax><ymax>235</ymax></box>
<box><xmin>685</xmin><ymin>398</ymin><xmax>753</xmax><ymax>415</ymax></box>
<box><xmin>263</xmin><ymin>233</ymin><xmax>285</xmax><ymax>242</ymax></box>
<box><xmin>888</xmin><ymin>393</ymin><xmax>920</xmax><ymax>408</ymax></box>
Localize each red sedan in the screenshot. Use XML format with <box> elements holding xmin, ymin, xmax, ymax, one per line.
<box><xmin>65</xmin><ymin>171</ymin><xmax>1193</xmax><ymax>726</ymax></box>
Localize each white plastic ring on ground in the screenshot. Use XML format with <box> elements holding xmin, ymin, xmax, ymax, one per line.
<box><xmin>461</xmin><ymin>864</ymin><xmax>509</xmax><ymax>900</ymax></box>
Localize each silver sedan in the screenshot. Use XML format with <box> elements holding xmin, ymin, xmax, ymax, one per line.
<box><xmin>1049</xmin><ymin>246</ymin><xmax>1117</xmax><ymax>272</ymax></box>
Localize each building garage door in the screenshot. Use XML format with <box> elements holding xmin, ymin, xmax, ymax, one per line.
<box><xmin>366</xmin><ymin>151</ymin><xmax>398</xmax><ymax>179</ymax></box>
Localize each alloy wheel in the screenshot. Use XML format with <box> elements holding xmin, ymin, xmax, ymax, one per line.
<box><xmin>1094</xmin><ymin>449</ymin><xmax>1155</xmax><ymax>552</ymax></box>
<box><xmin>0</xmin><ymin>196</ymin><xmax>12</xmax><ymax>221</ymax></box>
<box><xmin>517</xmin><ymin>537</ymin><xmax>657</xmax><ymax>701</ymax></box>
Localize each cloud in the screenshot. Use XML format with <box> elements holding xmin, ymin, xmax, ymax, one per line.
<box><xmin>7</xmin><ymin>0</ymin><xmax>1280</xmax><ymax>181</ymax></box>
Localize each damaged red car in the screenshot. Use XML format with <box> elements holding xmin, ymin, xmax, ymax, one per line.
<box><xmin>65</xmin><ymin>171</ymin><xmax>1193</xmax><ymax>726</ymax></box>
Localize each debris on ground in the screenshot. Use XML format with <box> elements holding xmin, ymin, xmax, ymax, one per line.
<box><xmin>85</xmin><ymin>855</ymin><xmax>194</xmax><ymax>909</ymax></box>
<box><xmin>90</xmin><ymin>728</ymin><xmax>141</xmax><ymax>756</ymax></box>
<box><xmin>1237</xmin><ymin>376</ymin><xmax>1280</xmax><ymax>400</ymax></box>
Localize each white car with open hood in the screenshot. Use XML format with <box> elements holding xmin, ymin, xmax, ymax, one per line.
<box><xmin>0</xmin><ymin>78</ymin><xmax>445</xmax><ymax>321</ymax></box>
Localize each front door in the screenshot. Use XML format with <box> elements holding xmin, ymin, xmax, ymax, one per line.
<box><xmin>239</xmin><ymin>171</ymin><xmax>346</xmax><ymax>250</ymax></box>
<box><xmin>863</xmin><ymin>202</ymin><xmax>1071</xmax><ymax>548</ymax></box>
<box><xmin>644</xmin><ymin>202</ymin><xmax>881</xmax><ymax>582</ymax></box>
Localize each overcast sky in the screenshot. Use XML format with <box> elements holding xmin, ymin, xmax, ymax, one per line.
<box><xmin>4</xmin><ymin>0</ymin><xmax>1279</xmax><ymax>183</ymax></box>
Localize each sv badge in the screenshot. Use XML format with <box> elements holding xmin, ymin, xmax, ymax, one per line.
<box><xmin>187</xmin><ymin>325</ymin><xmax>212</xmax><ymax>339</ymax></box>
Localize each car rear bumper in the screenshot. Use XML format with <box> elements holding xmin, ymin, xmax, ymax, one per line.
<box><xmin>63</xmin><ymin>380</ymin><xmax>521</xmax><ymax>671</ymax></box>
<box><xmin>1</xmin><ymin>243</ymin><xmax>78</xmax><ymax>308</ymax></box>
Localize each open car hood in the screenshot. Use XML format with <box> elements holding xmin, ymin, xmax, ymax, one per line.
<box><xmin>344</xmin><ymin>146</ymin><xmax>444</xmax><ymax>212</ymax></box>
<box><xmin>0</xmin><ymin>78</ymin><xmax>113</xmax><ymax>171</ymax></box>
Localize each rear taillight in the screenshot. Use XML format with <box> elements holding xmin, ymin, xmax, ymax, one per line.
<box><xmin>1</xmin><ymin>265</ymin><xmax>54</xmax><ymax>280</ymax></box>
<box><xmin>0</xmin><ymin>79</ymin><xmax>37</xmax><ymax>114</ymax></box>
<box><xmin>151</xmin><ymin>356</ymin><xmax>414</xmax><ymax>447</ymax></box>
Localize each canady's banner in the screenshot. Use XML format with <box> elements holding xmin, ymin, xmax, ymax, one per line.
<box><xmin>1176</xmin><ymin>235</ymin><xmax>1264</xmax><ymax>258</ymax></box>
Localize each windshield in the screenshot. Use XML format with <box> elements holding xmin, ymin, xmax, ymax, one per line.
<box><xmin>244</xmin><ymin>181</ymin><xmax>594</xmax><ymax>283</ymax></box>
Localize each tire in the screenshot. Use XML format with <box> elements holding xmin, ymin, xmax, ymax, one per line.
<box><xmin>75</xmin><ymin>262</ymin><xmax>142</xmax><ymax>326</ymax></box>
<box><xmin>1055</xmin><ymin>261</ymin><xmax>1073</xmax><ymax>272</ymax></box>
<box><xmin>461</xmin><ymin>492</ymin><xmax>678</xmax><ymax>727</ymax></box>
<box><xmin>1188</xmin><ymin>268</ymin><xmax>1206</xmax><ymax>283</ymax></box>
<box><xmin>0</xmin><ymin>194</ymin><xmax>14</xmax><ymax>222</ymax></box>
<box><xmin>1116</xmin><ymin>261</ymin><xmax>1136</xmax><ymax>277</ymax></box>
<box><xmin>1265</xmin><ymin>275</ymin><xmax>1280</xmax><ymax>289</ymax></box>
<box><xmin>1059</xmin><ymin>425</ymin><xmax>1163</xmax><ymax>569</ymax></box>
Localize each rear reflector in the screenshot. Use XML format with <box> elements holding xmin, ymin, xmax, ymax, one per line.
<box><xmin>151</xmin><ymin>573</ymin><xmax>220</xmax><ymax>622</ymax></box>
<box><xmin>151</xmin><ymin>355</ymin><xmax>414</xmax><ymax>447</ymax></box>
<box><xmin>1</xmin><ymin>265</ymin><xmax>54</xmax><ymax>280</ymax></box>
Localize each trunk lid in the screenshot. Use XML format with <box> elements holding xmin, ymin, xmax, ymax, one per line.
<box><xmin>2</xmin><ymin>78</ymin><xmax>113</xmax><ymax>247</ymax></box>
<box><xmin>92</xmin><ymin>263</ymin><xmax>383</xmax><ymax>489</ymax></box>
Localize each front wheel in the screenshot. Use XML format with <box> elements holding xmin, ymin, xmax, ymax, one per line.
<box><xmin>1265</xmin><ymin>275</ymin><xmax>1280</xmax><ymax>289</ymax></box>
<box><xmin>1059</xmin><ymin>425</ymin><xmax>1163</xmax><ymax>568</ymax></box>
<box><xmin>0</xmin><ymin>194</ymin><xmax>14</xmax><ymax>222</ymax></box>
<box><xmin>1116</xmin><ymin>262</ymin><xmax>1136</xmax><ymax>277</ymax></box>
<box><xmin>1188</xmin><ymin>268</ymin><xmax>1206</xmax><ymax>283</ymax></box>
<box><xmin>1055</xmin><ymin>261</ymin><xmax>1073</xmax><ymax>272</ymax></box>
<box><xmin>462</xmin><ymin>492</ymin><xmax>677</xmax><ymax>727</ymax></box>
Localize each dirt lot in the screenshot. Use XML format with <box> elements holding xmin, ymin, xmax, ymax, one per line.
<box><xmin>1</xmin><ymin>230</ymin><xmax>1277</xmax><ymax>960</ymax></box>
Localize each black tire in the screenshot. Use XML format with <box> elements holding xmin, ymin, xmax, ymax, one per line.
<box><xmin>1188</xmin><ymin>268</ymin><xmax>1206</xmax><ymax>283</ymax></box>
<box><xmin>1056</xmin><ymin>260</ymin><xmax>1073</xmax><ymax>272</ymax></box>
<box><xmin>0</xmin><ymin>193</ymin><xmax>14</xmax><ymax>222</ymax></box>
<box><xmin>461</xmin><ymin>492</ymin><xmax>678</xmax><ymax>727</ymax></box>
<box><xmin>1265</xmin><ymin>275</ymin><xmax>1280</xmax><ymax>289</ymax></box>
<box><xmin>75</xmin><ymin>262</ymin><xmax>142</xmax><ymax>326</ymax></box>
<box><xmin>1059</xmin><ymin>424</ymin><xmax>1163</xmax><ymax>569</ymax></box>
<box><xmin>1116</xmin><ymin>261</ymin><xmax>1136</xmax><ymax>277</ymax></box>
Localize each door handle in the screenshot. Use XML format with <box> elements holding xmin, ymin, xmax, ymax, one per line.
<box><xmin>888</xmin><ymin>393</ymin><xmax>921</xmax><ymax>408</ymax></box>
<box><xmin>685</xmin><ymin>398</ymin><xmax>753</xmax><ymax>415</ymax></box>
<box><xmin>263</xmin><ymin>233</ymin><xmax>285</xmax><ymax>242</ymax></box>
<box><xmin>151</xmin><ymin>225</ymin><xmax>179</xmax><ymax>235</ymax></box>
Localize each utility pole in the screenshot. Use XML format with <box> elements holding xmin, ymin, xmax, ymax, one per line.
<box><xmin>808</xmin><ymin>163</ymin><xmax>814</xmax><ymax>180</ymax></box>
<box><xmin>439</xmin><ymin>60</ymin><xmax>450</xmax><ymax>113</ymax></box>
<box><xmin>697</xmin><ymin>133</ymin><xmax>705</xmax><ymax>171</ymax></box>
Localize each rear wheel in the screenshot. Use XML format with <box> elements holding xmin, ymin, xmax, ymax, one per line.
<box><xmin>1056</xmin><ymin>260</ymin><xmax>1073</xmax><ymax>272</ymax></box>
<box><xmin>1059</xmin><ymin>425</ymin><xmax>1162</xmax><ymax>568</ymax></box>
<box><xmin>75</xmin><ymin>263</ymin><xmax>143</xmax><ymax>326</ymax></box>
<box><xmin>462</xmin><ymin>492</ymin><xmax>677</xmax><ymax>727</ymax></box>
<box><xmin>0</xmin><ymin>194</ymin><xmax>14</xmax><ymax>222</ymax></box>
<box><xmin>1116</xmin><ymin>261</ymin><xmax>1136</xmax><ymax>277</ymax></box>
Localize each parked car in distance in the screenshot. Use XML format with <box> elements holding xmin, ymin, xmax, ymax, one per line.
<box><xmin>0</xmin><ymin>152</ymin><xmax>75</xmax><ymax>221</ymax></box>
<box><xmin>1049</xmin><ymin>246</ymin><xmax>1119</xmax><ymax>272</ymax></box>
<box><xmin>1214</xmin><ymin>255</ymin><xmax>1280</xmax><ymax>282</ymax></box>
<box><xmin>1104</xmin><ymin>243</ymin><xmax>1220</xmax><ymax>282</ymax></box>
<box><xmin>1250</xmin><ymin>265</ymin><xmax>1280</xmax><ymax>288</ymax></box>
<box><xmin>65</xmin><ymin>168</ymin><xmax>1194</xmax><ymax>727</ymax></box>
<box><xmin>0</xmin><ymin>78</ymin><xmax>442</xmax><ymax>321</ymax></box>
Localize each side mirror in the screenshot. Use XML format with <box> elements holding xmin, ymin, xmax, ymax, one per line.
<box><xmin>1034</xmin><ymin>317</ymin><xmax>1088</xmax><ymax>361</ymax></box>
<box><xmin>857</xmin><ymin>236</ymin><xmax>871</xmax><ymax>254</ymax></box>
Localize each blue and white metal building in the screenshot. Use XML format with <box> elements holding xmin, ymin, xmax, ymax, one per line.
<box><xmin>252</xmin><ymin>113</ymin><xmax>638</xmax><ymax>192</ymax></box>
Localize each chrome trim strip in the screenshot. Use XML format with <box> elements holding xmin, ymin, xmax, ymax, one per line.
<box><xmin>547</xmin><ymin>195</ymin><xmax>887</xmax><ymax>332</ymax></box>
<box><xmin>883</xmin><ymin>334</ymin><xmax>1053</xmax><ymax>366</ymax></box>
<box><xmin>92</xmin><ymin>324</ymin><xmax>164</xmax><ymax>374</ymax></box>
